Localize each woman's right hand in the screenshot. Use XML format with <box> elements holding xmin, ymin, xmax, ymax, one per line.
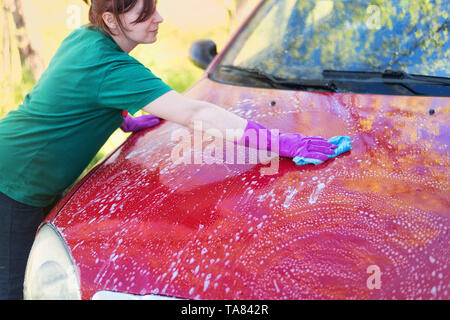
<box><xmin>278</xmin><ymin>133</ymin><xmax>337</xmax><ymax>161</ymax></box>
<box><xmin>236</xmin><ymin>120</ymin><xmax>337</xmax><ymax>162</ymax></box>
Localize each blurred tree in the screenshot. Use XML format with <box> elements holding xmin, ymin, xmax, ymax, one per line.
<box><xmin>1</xmin><ymin>0</ymin><xmax>43</xmax><ymax>117</ymax></box>
<box><xmin>1</xmin><ymin>0</ymin><xmax>21</xmax><ymax>116</ymax></box>
<box><xmin>221</xmin><ymin>0</ymin><xmax>259</xmax><ymax>33</ymax></box>
<box><xmin>236</xmin><ymin>0</ymin><xmax>250</xmax><ymax>13</ymax></box>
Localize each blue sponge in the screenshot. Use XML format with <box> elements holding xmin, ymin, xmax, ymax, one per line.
<box><xmin>292</xmin><ymin>136</ymin><xmax>352</xmax><ymax>165</ymax></box>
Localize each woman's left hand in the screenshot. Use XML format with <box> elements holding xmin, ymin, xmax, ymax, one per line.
<box><xmin>120</xmin><ymin>114</ymin><xmax>160</xmax><ymax>132</ymax></box>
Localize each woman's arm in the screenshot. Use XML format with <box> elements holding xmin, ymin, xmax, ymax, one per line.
<box><xmin>141</xmin><ymin>90</ymin><xmax>338</xmax><ymax>162</ymax></box>
<box><xmin>141</xmin><ymin>90</ymin><xmax>248</xmax><ymax>140</ymax></box>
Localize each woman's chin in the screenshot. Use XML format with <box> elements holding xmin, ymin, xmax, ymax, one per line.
<box><xmin>142</xmin><ymin>36</ymin><xmax>158</xmax><ymax>44</ymax></box>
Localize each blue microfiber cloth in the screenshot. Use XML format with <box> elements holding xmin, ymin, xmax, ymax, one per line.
<box><xmin>293</xmin><ymin>136</ymin><xmax>352</xmax><ymax>165</ymax></box>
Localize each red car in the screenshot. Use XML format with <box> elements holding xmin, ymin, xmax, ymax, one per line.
<box><xmin>24</xmin><ymin>0</ymin><xmax>449</xmax><ymax>300</ymax></box>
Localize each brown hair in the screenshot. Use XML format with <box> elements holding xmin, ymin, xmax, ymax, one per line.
<box><xmin>83</xmin><ymin>0</ymin><xmax>157</xmax><ymax>35</ymax></box>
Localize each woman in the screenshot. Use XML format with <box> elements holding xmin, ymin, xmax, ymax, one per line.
<box><xmin>0</xmin><ymin>0</ymin><xmax>337</xmax><ymax>299</ymax></box>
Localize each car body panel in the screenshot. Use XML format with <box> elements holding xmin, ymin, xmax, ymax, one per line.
<box><xmin>47</xmin><ymin>76</ymin><xmax>449</xmax><ymax>299</ymax></box>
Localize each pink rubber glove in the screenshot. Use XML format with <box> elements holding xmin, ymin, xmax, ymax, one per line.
<box><xmin>120</xmin><ymin>114</ymin><xmax>160</xmax><ymax>132</ymax></box>
<box><xmin>236</xmin><ymin>120</ymin><xmax>337</xmax><ymax>162</ymax></box>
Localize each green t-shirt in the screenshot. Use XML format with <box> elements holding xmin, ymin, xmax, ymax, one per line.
<box><xmin>0</xmin><ymin>25</ymin><xmax>173</xmax><ymax>207</ymax></box>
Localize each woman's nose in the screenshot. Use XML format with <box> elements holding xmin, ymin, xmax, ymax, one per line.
<box><xmin>154</xmin><ymin>10</ymin><xmax>164</xmax><ymax>24</ymax></box>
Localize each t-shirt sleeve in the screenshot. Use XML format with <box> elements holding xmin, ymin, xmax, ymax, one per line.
<box><xmin>97</xmin><ymin>59</ymin><xmax>173</xmax><ymax>116</ymax></box>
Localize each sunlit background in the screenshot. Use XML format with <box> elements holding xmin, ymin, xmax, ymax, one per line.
<box><xmin>0</xmin><ymin>0</ymin><xmax>259</xmax><ymax>186</ymax></box>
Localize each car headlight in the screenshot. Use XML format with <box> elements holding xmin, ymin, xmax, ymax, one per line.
<box><xmin>24</xmin><ymin>223</ymin><xmax>81</xmax><ymax>300</ymax></box>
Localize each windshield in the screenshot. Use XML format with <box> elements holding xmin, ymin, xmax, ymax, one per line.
<box><xmin>213</xmin><ymin>0</ymin><xmax>449</xmax><ymax>89</ymax></box>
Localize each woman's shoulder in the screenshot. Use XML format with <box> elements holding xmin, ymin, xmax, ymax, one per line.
<box><xmin>56</xmin><ymin>25</ymin><xmax>127</xmax><ymax>61</ymax></box>
<box><xmin>50</xmin><ymin>25</ymin><xmax>146</xmax><ymax>75</ymax></box>
<box><xmin>59</xmin><ymin>25</ymin><xmax>117</xmax><ymax>52</ymax></box>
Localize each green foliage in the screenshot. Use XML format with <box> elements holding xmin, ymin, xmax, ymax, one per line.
<box><xmin>164</xmin><ymin>68</ymin><xmax>203</xmax><ymax>93</ymax></box>
<box><xmin>0</xmin><ymin>66</ymin><xmax>35</xmax><ymax>118</ymax></box>
<box><xmin>13</xmin><ymin>65</ymin><xmax>35</xmax><ymax>105</ymax></box>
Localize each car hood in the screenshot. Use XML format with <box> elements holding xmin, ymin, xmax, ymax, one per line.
<box><xmin>50</xmin><ymin>77</ymin><xmax>449</xmax><ymax>299</ymax></box>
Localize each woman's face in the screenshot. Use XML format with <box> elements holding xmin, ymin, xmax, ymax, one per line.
<box><xmin>119</xmin><ymin>0</ymin><xmax>163</xmax><ymax>45</ymax></box>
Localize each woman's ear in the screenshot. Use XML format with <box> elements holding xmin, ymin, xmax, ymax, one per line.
<box><xmin>102</xmin><ymin>12</ymin><xmax>118</xmax><ymax>33</ymax></box>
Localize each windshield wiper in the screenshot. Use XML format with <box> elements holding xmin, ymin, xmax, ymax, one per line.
<box><xmin>323</xmin><ymin>69</ymin><xmax>450</xmax><ymax>95</ymax></box>
<box><xmin>323</xmin><ymin>69</ymin><xmax>450</xmax><ymax>86</ymax></box>
<box><xmin>218</xmin><ymin>65</ymin><xmax>337</xmax><ymax>92</ymax></box>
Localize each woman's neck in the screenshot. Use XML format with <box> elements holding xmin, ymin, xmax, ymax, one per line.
<box><xmin>110</xmin><ymin>33</ymin><xmax>138</xmax><ymax>53</ymax></box>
